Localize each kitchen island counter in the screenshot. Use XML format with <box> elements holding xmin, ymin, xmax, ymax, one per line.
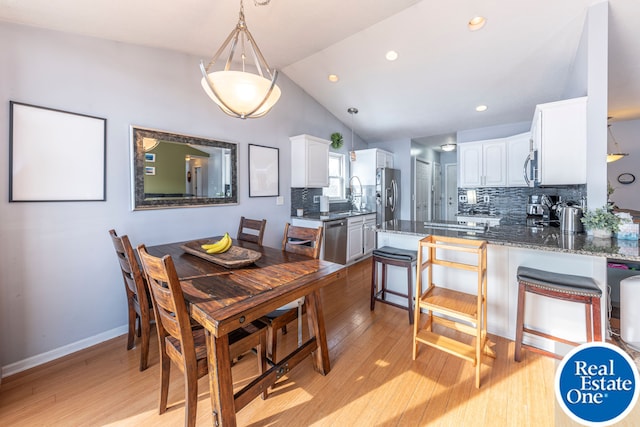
<box><xmin>375</xmin><ymin>220</ymin><xmax>636</xmax><ymax>349</ymax></box>
<box><xmin>378</xmin><ymin>220</ymin><xmax>640</xmax><ymax>262</ymax></box>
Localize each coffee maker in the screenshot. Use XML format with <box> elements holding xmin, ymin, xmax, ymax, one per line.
<box><xmin>526</xmin><ymin>194</ymin><xmax>560</xmax><ymax>226</ymax></box>
<box><xmin>526</xmin><ymin>194</ymin><xmax>545</xmax><ymax>217</ymax></box>
<box><xmin>542</xmin><ymin>195</ymin><xmax>561</xmax><ymax>223</ymax></box>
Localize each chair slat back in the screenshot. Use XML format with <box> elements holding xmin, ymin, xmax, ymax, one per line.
<box><xmin>282</xmin><ymin>223</ymin><xmax>323</xmax><ymax>259</ymax></box>
<box><xmin>137</xmin><ymin>244</ymin><xmax>195</xmax><ymax>355</ymax></box>
<box><xmin>237</xmin><ymin>216</ymin><xmax>267</xmax><ymax>245</ymax></box>
<box><xmin>109</xmin><ymin>229</ymin><xmax>149</xmax><ymax>309</ymax></box>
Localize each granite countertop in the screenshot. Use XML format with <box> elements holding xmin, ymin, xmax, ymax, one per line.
<box><xmin>294</xmin><ymin>210</ymin><xmax>376</xmax><ymax>222</ymax></box>
<box><xmin>377</xmin><ymin>220</ymin><xmax>640</xmax><ymax>262</ymax></box>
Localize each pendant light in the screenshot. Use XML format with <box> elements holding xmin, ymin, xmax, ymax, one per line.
<box><xmin>607</xmin><ymin>118</ymin><xmax>629</xmax><ymax>163</ymax></box>
<box><xmin>348</xmin><ymin>107</ymin><xmax>358</xmax><ymax>161</ymax></box>
<box><xmin>200</xmin><ymin>0</ymin><xmax>281</xmax><ymax>119</ymax></box>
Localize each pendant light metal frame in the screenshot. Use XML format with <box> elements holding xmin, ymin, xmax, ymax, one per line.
<box><xmin>606</xmin><ymin>120</ymin><xmax>629</xmax><ymax>163</ymax></box>
<box><xmin>348</xmin><ymin>107</ymin><xmax>358</xmax><ymax>162</ymax></box>
<box><xmin>200</xmin><ymin>0</ymin><xmax>279</xmax><ymax>119</ymax></box>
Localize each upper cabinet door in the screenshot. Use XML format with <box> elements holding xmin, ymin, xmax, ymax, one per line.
<box><xmin>459</xmin><ymin>139</ymin><xmax>506</xmax><ymax>187</ymax></box>
<box><xmin>482</xmin><ymin>140</ymin><xmax>507</xmax><ymax>186</ymax></box>
<box><xmin>376</xmin><ymin>150</ymin><xmax>394</xmax><ymax>169</ymax></box>
<box><xmin>458</xmin><ymin>142</ymin><xmax>483</xmax><ymax>187</ymax></box>
<box><xmin>507</xmin><ymin>132</ymin><xmax>531</xmax><ymax>187</ymax></box>
<box><xmin>352</xmin><ymin>148</ymin><xmax>394</xmax><ymax>185</ymax></box>
<box><xmin>533</xmin><ymin>97</ymin><xmax>587</xmax><ymax>186</ymax></box>
<box><xmin>290</xmin><ymin>134</ymin><xmax>330</xmax><ymax>188</ymax></box>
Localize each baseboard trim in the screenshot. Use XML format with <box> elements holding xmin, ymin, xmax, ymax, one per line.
<box><xmin>1</xmin><ymin>325</ymin><xmax>128</xmax><ymax>379</ymax></box>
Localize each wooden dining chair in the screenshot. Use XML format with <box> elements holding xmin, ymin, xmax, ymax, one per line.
<box><xmin>137</xmin><ymin>244</ymin><xmax>268</xmax><ymax>427</ymax></box>
<box><xmin>237</xmin><ymin>216</ymin><xmax>267</xmax><ymax>245</ymax></box>
<box><xmin>109</xmin><ymin>229</ymin><xmax>154</xmax><ymax>371</ymax></box>
<box><xmin>262</xmin><ymin>223</ymin><xmax>323</xmax><ymax>364</ymax></box>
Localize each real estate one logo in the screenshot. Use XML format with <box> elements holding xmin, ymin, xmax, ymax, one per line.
<box><xmin>555</xmin><ymin>342</ymin><xmax>639</xmax><ymax>426</ymax></box>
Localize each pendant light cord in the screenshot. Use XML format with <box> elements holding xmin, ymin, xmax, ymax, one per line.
<box><xmin>348</xmin><ymin>107</ymin><xmax>358</xmax><ymax>158</ymax></box>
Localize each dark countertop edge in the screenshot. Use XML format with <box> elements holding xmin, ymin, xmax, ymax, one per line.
<box><xmin>455</xmin><ymin>213</ymin><xmax>502</xmax><ymax>218</ymax></box>
<box><xmin>292</xmin><ymin>211</ymin><xmax>376</xmax><ymax>222</ymax></box>
<box><xmin>376</xmin><ymin>221</ymin><xmax>640</xmax><ymax>263</ymax></box>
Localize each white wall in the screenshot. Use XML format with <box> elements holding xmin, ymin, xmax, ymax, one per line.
<box><xmin>0</xmin><ymin>22</ymin><xmax>351</xmax><ymax>373</ymax></box>
<box><xmin>608</xmin><ymin>119</ymin><xmax>640</xmax><ymax>210</ymax></box>
<box><xmin>585</xmin><ymin>1</ymin><xmax>609</xmax><ymax>210</ymax></box>
<box><xmin>456</xmin><ymin>121</ymin><xmax>531</xmax><ymax>143</ymax></box>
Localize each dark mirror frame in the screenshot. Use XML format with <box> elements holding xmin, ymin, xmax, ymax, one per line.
<box><xmin>131</xmin><ymin>126</ymin><xmax>238</xmax><ymax>210</ymax></box>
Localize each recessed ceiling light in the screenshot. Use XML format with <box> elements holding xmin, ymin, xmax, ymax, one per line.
<box><xmin>328</xmin><ymin>74</ymin><xmax>339</xmax><ymax>83</ymax></box>
<box><xmin>385</xmin><ymin>50</ymin><xmax>398</xmax><ymax>61</ymax></box>
<box><xmin>468</xmin><ymin>16</ymin><xmax>486</xmax><ymax>31</ymax></box>
<box><xmin>476</xmin><ymin>105</ymin><xmax>488</xmax><ymax>112</ymax></box>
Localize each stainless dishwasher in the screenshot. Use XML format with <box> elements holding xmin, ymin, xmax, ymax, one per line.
<box><xmin>323</xmin><ymin>219</ymin><xmax>348</xmax><ymax>264</ymax></box>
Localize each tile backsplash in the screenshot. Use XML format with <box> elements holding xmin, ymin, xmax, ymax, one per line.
<box><xmin>290</xmin><ymin>188</ymin><xmax>350</xmax><ymax>216</ymax></box>
<box><xmin>290</xmin><ymin>186</ymin><xmax>377</xmax><ymax>216</ymax></box>
<box><xmin>292</xmin><ymin>184</ymin><xmax>587</xmax><ymax>224</ymax></box>
<box><xmin>457</xmin><ymin>185</ymin><xmax>587</xmax><ymax>225</ymax></box>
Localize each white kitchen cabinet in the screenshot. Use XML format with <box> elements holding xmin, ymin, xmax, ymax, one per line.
<box><xmin>290</xmin><ymin>134</ymin><xmax>330</xmax><ymax>188</ymax></box>
<box><xmin>347</xmin><ymin>216</ymin><xmax>365</xmax><ymax>262</ymax></box>
<box><xmin>506</xmin><ymin>132</ymin><xmax>531</xmax><ymax>187</ymax></box>
<box><xmin>351</xmin><ymin>148</ymin><xmax>394</xmax><ymax>185</ymax></box>
<box><xmin>347</xmin><ymin>214</ymin><xmax>377</xmax><ymax>262</ymax></box>
<box><xmin>376</xmin><ymin>150</ymin><xmax>394</xmax><ymax>169</ymax></box>
<box><xmin>530</xmin><ymin>97</ymin><xmax>587</xmax><ymax>186</ymax></box>
<box><xmin>458</xmin><ymin>139</ymin><xmax>506</xmax><ymax>187</ymax></box>
<box><xmin>363</xmin><ymin>214</ymin><xmax>377</xmax><ymax>255</ymax></box>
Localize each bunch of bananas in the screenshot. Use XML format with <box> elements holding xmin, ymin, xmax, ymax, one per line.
<box><xmin>201</xmin><ymin>233</ymin><xmax>232</xmax><ymax>254</ymax></box>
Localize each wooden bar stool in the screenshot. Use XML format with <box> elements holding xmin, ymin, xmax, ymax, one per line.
<box><xmin>371</xmin><ymin>246</ymin><xmax>417</xmax><ymax>324</ymax></box>
<box><xmin>514</xmin><ymin>266</ymin><xmax>602</xmax><ymax>362</ymax></box>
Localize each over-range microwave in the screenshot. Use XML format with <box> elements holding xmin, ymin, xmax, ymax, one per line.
<box><xmin>523</xmin><ymin>148</ymin><xmax>538</xmax><ymax>187</ymax></box>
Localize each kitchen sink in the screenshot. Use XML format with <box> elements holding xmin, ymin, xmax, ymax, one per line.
<box><xmin>331</xmin><ymin>210</ymin><xmax>371</xmax><ymax>218</ymax></box>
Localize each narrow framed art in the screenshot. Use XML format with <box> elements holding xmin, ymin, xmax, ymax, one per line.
<box><xmin>248</xmin><ymin>144</ymin><xmax>279</xmax><ymax>197</ymax></box>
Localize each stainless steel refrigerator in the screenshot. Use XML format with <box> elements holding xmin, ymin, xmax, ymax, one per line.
<box><xmin>376</xmin><ymin>168</ymin><xmax>400</xmax><ymax>225</ymax></box>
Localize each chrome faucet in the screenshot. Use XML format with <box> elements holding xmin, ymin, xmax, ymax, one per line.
<box><xmin>348</xmin><ymin>175</ymin><xmax>364</xmax><ymax>211</ymax></box>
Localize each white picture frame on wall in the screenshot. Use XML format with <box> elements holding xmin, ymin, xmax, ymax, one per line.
<box><xmin>9</xmin><ymin>101</ymin><xmax>107</xmax><ymax>202</ymax></box>
<box><xmin>248</xmin><ymin>144</ymin><xmax>279</xmax><ymax>197</ymax></box>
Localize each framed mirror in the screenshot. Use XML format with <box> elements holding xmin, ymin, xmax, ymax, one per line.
<box><xmin>131</xmin><ymin>126</ymin><xmax>238</xmax><ymax>210</ymax></box>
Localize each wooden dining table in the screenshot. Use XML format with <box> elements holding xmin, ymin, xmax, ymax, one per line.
<box><xmin>146</xmin><ymin>237</ymin><xmax>347</xmax><ymax>427</ymax></box>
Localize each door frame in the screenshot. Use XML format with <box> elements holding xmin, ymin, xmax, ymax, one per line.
<box><xmin>444</xmin><ymin>163</ymin><xmax>458</xmax><ymax>221</ymax></box>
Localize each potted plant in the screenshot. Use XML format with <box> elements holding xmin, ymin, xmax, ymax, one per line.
<box><xmin>580</xmin><ymin>206</ymin><xmax>621</xmax><ymax>238</ymax></box>
<box><xmin>330</xmin><ymin>132</ymin><xmax>344</xmax><ymax>149</ymax></box>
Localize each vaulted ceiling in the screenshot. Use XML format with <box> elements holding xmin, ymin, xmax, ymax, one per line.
<box><xmin>1</xmin><ymin>0</ymin><xmax>638</xmax><ymax>144</ymax></box>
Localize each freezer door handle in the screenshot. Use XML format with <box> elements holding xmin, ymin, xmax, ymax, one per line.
<box><xmin>390</xmin><ymin>179</ymin><xmax>398</xmax><ymax>212</ymax></box>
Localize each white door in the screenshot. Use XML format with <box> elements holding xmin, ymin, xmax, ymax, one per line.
<box><xmin>433</xmin><ymin>162</ymin><xmax>442</xmax><ymax>221</ymax></box>
<box><xmin>415</xmin><ymin>160</ymin><xmax>431</xmax><ymax>222</ymax></box>
<box><xmin>194</xmin><ymin>167</ymin><xmax>203</xmax><ymax>197</ymax></box>
<box><xmin>445</xmin><ymin>163</ymin><xmax>458</xmax><ymax>221</ymax></box>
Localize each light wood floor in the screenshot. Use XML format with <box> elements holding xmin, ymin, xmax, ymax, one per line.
<box><xmin>2</xmin><ymin>258</ymin><xmax>639</xmax><ymax>426</ymax></box>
